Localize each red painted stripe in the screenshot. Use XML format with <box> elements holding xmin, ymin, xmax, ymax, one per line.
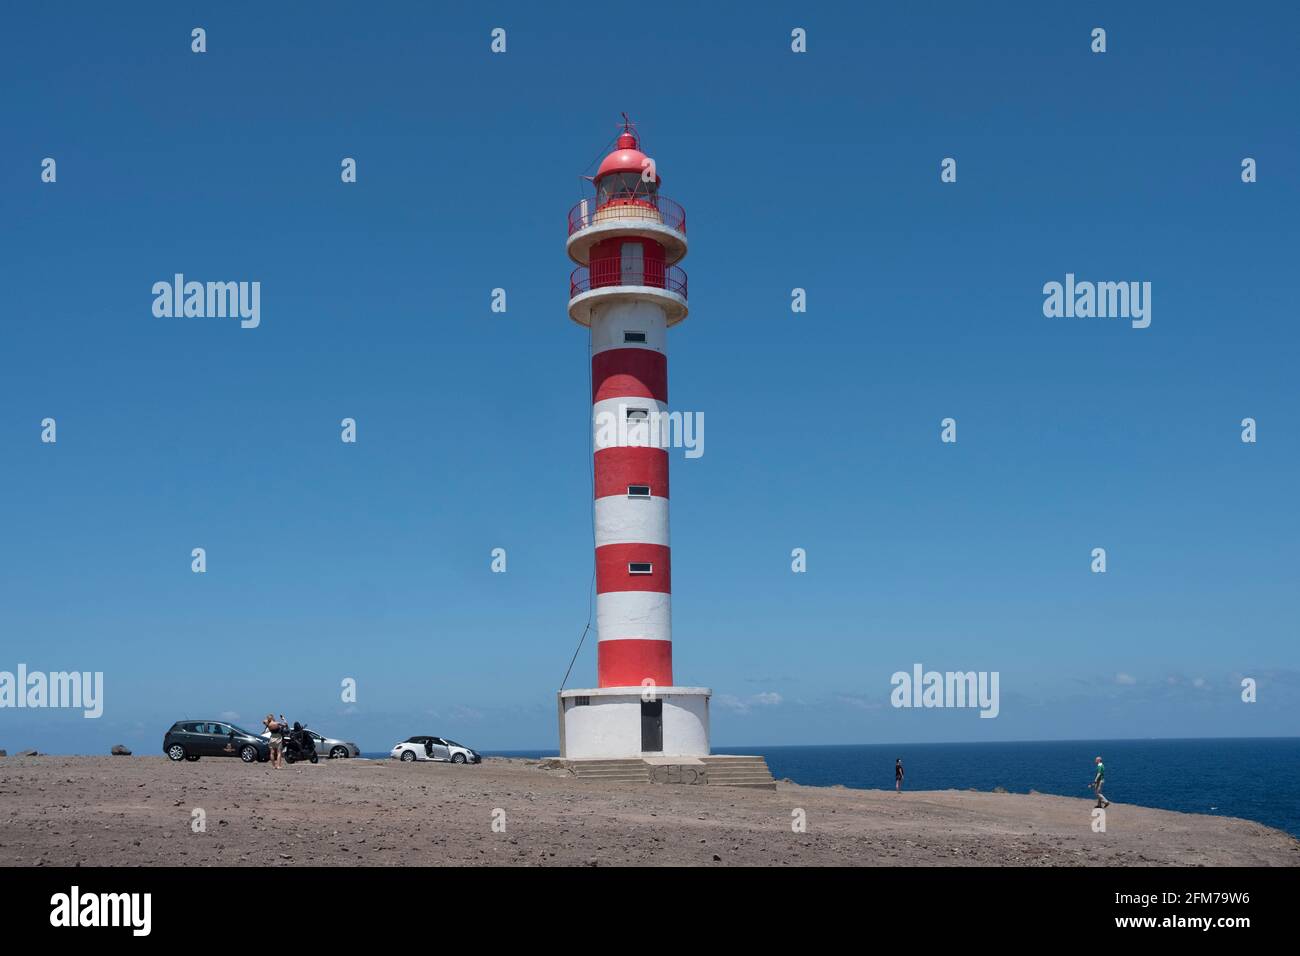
<box><xmin>594</xmin><ymin>447</ymin><xmax>669</xmax><ymax>499</ymax></box>
<box><xmin>598</xmin><ymin>639</ymin><xmax>673</xmax><ymax>689</ymax></box>
<box><xmin>592</xmin><ymin>348</ymin><xmax>668</xmax><ymax>403</ymax></box>
<box><xmin>595</xmin><ymin>543</ymin><xmax>671</xmax><ymax>594</ymax></box>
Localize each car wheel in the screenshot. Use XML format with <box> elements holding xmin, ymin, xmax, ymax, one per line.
<box><xmin>400</xmin><ymin>750</ymin><xmax>416</xmax><ymax>762</ymax></box>
<box><xmin>310</xmin><ymin>754</ymin><xmax>319</xmax><ymax>764</ymax></box>
<box><xmin>451</xmin><ymin>753</ymin><xmax>466</xmax><ymax>764</ymax></box>
<box><xmin>330</xmin><ymin>746</ymin><xmax>348</xmax><ymax>759</ymax></box>
<box><xmin>167</xmin><ymin>744</ymin><xmax>186</xmax><ymax>761</ymax></box>
<box><xmin>185</xmin><ymin>754</ymin><xmax>201</xmax><ymax>762</ymax></box>
<box><xmin>239</xmin><ymin>745</ymin><xmax>257</xmax><ymax>763</ymax></box>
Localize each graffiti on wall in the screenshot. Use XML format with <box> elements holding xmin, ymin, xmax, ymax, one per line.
<box><xmin>649</xmin><ymin>764</ymin><xmax>709</xmax><ymax>785</ymax></box>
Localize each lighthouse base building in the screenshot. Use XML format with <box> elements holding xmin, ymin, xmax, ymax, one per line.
<box><xmin>557</xmin><ymin>686</ymin><xmax>710</xmax><ymax>759</ymax></box>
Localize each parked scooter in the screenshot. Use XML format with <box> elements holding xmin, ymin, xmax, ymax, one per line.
<box><xmin>282</xmin><ymin>722</ymin><xmax>319</xmax><ymax>764</ymax></box>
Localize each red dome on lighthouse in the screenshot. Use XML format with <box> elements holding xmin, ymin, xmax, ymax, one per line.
<box><xmin>595</xmin><ymin>122</ymin><xmax>660</xmax><ymax>186</ymax></box>
<box><xmin>596</xmin><ymin>132</ymin><xmax>651</xmax><ymax>179</ymax></box>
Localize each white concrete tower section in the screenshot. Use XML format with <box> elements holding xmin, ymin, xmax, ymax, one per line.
<box><xmin>560</xmin><ymin>118</ymin><xmax>710</xmax><ymax>759</ymax></box>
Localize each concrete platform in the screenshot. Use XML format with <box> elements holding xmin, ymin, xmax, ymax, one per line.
<box><xmin>539</xmin><ymin>754</ymin><xmax>776</xmax><ymax>790</ymax></box>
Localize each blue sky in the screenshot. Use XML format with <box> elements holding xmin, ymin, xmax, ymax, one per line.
<box><xmin>2</xmin><ymin>2</ymin><xmax>1297</xmax><ymax>754</ymax></box>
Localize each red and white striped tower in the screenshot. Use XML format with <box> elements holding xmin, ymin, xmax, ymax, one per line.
<box><xmin>560</xmin><ymin>118</ymin><xmax>709</xmax><ymax>759</ymax></box>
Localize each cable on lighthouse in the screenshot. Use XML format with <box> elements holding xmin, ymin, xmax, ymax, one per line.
<box><xmin>559</xmin><ymin>324</ymin><xmax>600</xmax><ymax>693</ymax></box>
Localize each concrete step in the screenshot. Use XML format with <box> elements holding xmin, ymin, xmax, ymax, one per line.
<box><xmin>706</xmin><ymin>766</ymin><xmax>772</xmax><ymax>773</ymax></box>
<box><xmin>703</xmin><ymin>765</ymin><xmax>771</xmax><ymax>772</ymax></box>
<box><xmin>554</xmin><ymin>755</ymin><xmax>778</xmax><ymax>789</ymax></box>
<box><xmin>705</xmin><ymin>770</ymin><xmax>774</xmax><ymax>777</ymax></box>
<box><xmin>572</xmin><ymin>770</ymin><xmax>650</xmax><ymax>780</ymax></box>
<box><xmin>699</xmin><ymin>755</ymin><xmax>776</xmax><ymax>789</ymax></box>
<box><xmin>573</xmin><ymin>769</ymin><xmax>649</xmax><ymax>776</ymax></box>
<box><xmin>572</xmin><ymin>765</ymin><xmax>648</xmax><ymax>773</ymax></box>
<box><xmin>566</xmin><ymin>760</ymin><xmax>651</xmax><ymax>783</ymax></box>
<box><xmin>574</xmin><ymin>771</ymin><xmax>650</xmax><ymax>780</ymax></box>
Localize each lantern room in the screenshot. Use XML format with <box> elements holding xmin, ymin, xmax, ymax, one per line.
<box><xmin>593</xmin><ymin>128</ymin><xmax>660</xmax><ymax>207</ymax></box>
<box><xmin>566</xmin><ymin>121</ymin><xmax>689</xmax><ymax>326</ymax></box>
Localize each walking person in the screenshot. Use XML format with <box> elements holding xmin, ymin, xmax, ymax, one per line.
<box><xmin>1092</xmin><ymin>755</ymin><xmax>1109</xmax><ymax>808</ymax></box>
<box><xmin>895</xmin><ymin>758</ymin><xmax>904</xmax><ymax>793</ymax></box>
<box><xmin>264</xmin><ymin>713</ymin><xmax>285</xmax><ymax>770</ymax></box>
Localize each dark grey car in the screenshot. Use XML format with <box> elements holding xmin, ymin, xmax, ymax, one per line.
<box><xmin>164</xmin><ymin>720</ymin><xmax>269</xmax><ymax>763</ymax></box>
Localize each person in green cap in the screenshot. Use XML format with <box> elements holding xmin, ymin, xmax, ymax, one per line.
<box><xmin>1092</xmin><ymin>755</ymin><xmax>1110</xmax><ymax>808</ymax></box>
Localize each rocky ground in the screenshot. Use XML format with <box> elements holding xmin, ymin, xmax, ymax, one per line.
<box><xmin>0</xmin><ymin>755</ymin><xmax>1295</xmax><ymax>866</ymax></box>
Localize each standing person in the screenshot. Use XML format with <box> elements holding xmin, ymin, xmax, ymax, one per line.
<box><xmin>1092</xmin><ymin>755</ymin><xmax>1109</xmax><ymax>808</ymax></box>
<box><xmin>264</xmin><ymin>713</ymin><xmax>285</xmax><ymax>770</ymax></box>
<box><xmin>895</xmin><ymin>758</ymin><xmax>904</xmax><ymax>793</ymax></box>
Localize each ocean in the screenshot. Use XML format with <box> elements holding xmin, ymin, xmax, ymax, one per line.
<box><xmin>472</xmin><ymin>737</ymin><xmax>1300</xmax><ymax>838</ymax></box>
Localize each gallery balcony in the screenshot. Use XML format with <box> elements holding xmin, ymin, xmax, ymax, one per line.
<box><xmin>567</xmin><ymin>259</ymin><xmax>689</xmax><ymax>327</ymax></box>
<box><xmin>566</xmin><ymin>195</ymin><xmax>688</xmax><ymax>266</ymax></box>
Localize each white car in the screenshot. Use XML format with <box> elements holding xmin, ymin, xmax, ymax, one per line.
<box><xmin>390</xmin><ymin>736</ymin><xmax>481</xmax><ymax>764</ymax></box>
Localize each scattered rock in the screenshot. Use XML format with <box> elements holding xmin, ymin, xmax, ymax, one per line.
<box><xmin>111</xmin><ymin>745</ymin><xmax>132</xmax><ymax>756</ymax></box>
<box><xmin>16</xmin><ymin>749</ymin><xmax>37</xmax><ymax>757</ymax></box>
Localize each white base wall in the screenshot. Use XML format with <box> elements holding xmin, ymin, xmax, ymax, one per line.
<box><xmin>558</xmin><ymin>687</ymin><xmax>710</xmax><ymax>759</ymax></box>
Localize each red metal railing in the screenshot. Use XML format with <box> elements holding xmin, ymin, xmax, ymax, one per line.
<box><xmin>567</xmin><ymin>195</ymin><xmax>687</xmax><ymax>236</ymax></box>
<box><xmin>570</xmin><ymin>259</ymin><xmax>688</xmax><ymax>300</ymax></box>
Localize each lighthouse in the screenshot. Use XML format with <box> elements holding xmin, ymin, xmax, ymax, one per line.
<box><xmin>557</xmin><ymin>119</ymin><xmax>711</xmax><ymax>760</ymax></box>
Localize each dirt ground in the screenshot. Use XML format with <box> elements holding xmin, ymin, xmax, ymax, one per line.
<box><xmin>0</xmin><ymin>756</ymin><xmax>1295</xmax><ymax>867</ymax></box>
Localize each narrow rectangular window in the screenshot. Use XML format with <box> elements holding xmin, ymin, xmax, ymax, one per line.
<box><xmin>628</xmin><ymin>562</ymin><xmax>654</xmax><ymax>575</ymax></box>
<box><xmin>626</xmin><ymin>407</ymin><xmax>649</xmax><ymax>422</ymax></box>
<box><xmin>627</xmin><ymin>485</ymin><xmax>651</xmax><ymax>498</ymax></box>
<box><xmin>624</xmin><ymin>331</ymin><xmax>647</xmax><ymax>344</ymax></box>
<box><xmin>574</xmin><ymin>696</ymin><xmax>590</xmax><ymax>707</ymax></box>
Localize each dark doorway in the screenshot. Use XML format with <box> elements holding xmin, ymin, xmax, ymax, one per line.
<box><xmin>640</xmin><ymin>700</ymin><xmax>663</xmax><ymax>752</ymax></box>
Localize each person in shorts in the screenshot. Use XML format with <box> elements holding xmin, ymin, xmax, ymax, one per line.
<box><xmin>1092</xmin><ymin>755</ymin><xmax>1109</xmax><ymax>808</ymax></box>
<box><xmin>264</xmin><ymin>713</ymin><xmax>285</xmax><ymax>769</ymax></box>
